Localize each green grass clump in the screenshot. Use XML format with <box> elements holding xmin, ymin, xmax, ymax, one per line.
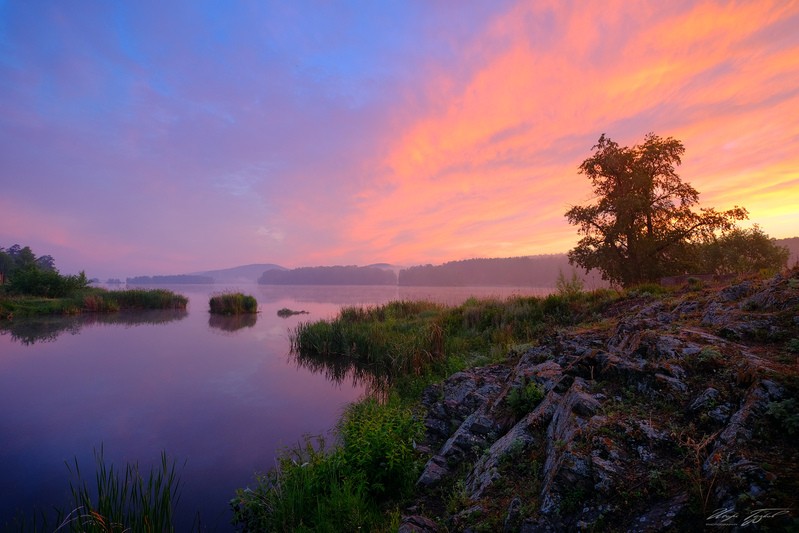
<box><xmin>9</xmin><ymin>447</ymin><xmax>183</xmax><ymax>532</ymax></box>
<box><xmin>56</xmin><ymin>448</ymin><xmax>182</xmax><ymax>533</ymax></box>
<box><xmin>232</xmin><ymin>398</ymin><xmax>421</xmax><ymax>532</ymax></box>
<box><xmin>507</xmin><ymin>377</ymin><xmax>545</xmax><ymax>419</ymax></box>
<box><xmin>209</xmin><ymin>292</ymin><xmax>258</xmax><ymax>315</ymax></box>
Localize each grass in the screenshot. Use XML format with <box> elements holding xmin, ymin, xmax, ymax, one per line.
<box><xmin>289</xmin><ymin>290</ymin><xmax>621</xmax><ymax>399</ymax></box>
<box><xmin>11</xmin><ymin>447</ymin><xmax>184</xmax><ymax>533</ymax></box>
<box><xmin>232</xmin><ymin>398</ymin><xmax>421</xmax><ymax>532</ymax></box>
<box><xmin>0</xmin><ymin>287</ymin><xmax>188</xmax><ymax>319</ymax></box>
<box><xmin>208</xmin><ymin>292</ymin><xmax>258</xmax><ymax>315</ymax></box>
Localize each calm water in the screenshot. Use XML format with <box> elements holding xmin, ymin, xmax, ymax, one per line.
<box><xmin>0</xmin><ymin>284</ymin><xmax>550</xmax><ymax>531</ymax></box>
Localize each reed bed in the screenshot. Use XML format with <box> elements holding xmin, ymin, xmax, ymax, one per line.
<box><xmin>289</xmin><ymin>291</ymin><xmax>620</xmax><ymax>390</ymax></box>
<box><xmin>107</xmin><ymin>289</ymin><xmax>188</xmax><ymax>310</ymax></box>
<box><xmin>208</xmin><ymin>292</ymin><xmax>258</xmax><ymax>315</ymax></box>
<box><xmin>0</xmin><ymin>288</ymin><xmax>188</xmax><ymax>318</ymax></box>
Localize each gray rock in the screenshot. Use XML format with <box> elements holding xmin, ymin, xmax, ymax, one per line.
<box><xmin>399</xmin><ymin>514</ymin><xmax>440</xmax><ymax>533</ymax></box>
<box><xmin>689</xmin><ymin>387</ymin><xmax>720</xmax><ymax>412</ymax></box>
<box><xmin>417</xmin><ymin>456</ymin><xmax>449</xmax><ymax>488</ymax></box>
<box><xmin>654</xmin><ymin>372</ymin><xmax>688</xmax><ymax>394</ymax></box>
<box><xmin>719</xmin><ymin>281</ymin><xmax>753</xmax><ymax>302</ymax></box>
<box><xmin>503</xmin><ymin>497</ymin><xmax>522</xmax><ymax>533</ymax></box>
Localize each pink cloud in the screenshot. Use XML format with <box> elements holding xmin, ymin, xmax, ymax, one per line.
<box><xmin>334</xmin><ymin>0</ymin><xmax>799</xmax><ymax>267</ymax></box>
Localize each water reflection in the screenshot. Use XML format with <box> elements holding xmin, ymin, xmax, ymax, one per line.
<box><xmin>0</xmin><ymin>309</ymin><xmax>188</xmax><ymax>345</ymax></box>
<box><xmin>292</xmin><ymin>350</ymin><xmax>390</xmax><ymax>397</ymax></box>
<box><xmin>207</xmin><ymin>313</ymin><xmax>258</xmax><ymax>333</ymax></box>
<box><xmin>257</xmin><ymin>284</ymin><xmax>552</xmax><ymax>306</ymax></box>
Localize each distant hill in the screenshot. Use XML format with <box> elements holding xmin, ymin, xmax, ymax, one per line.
<box><xmin>127</xmin><ymin>274</ymin><xmax>214</xmax><ymax>285</ymax></box>
<box><xmin>259</xmin><ymin>265</ymin><xmax>397</xmax><ymax>285</ymax></box>
<box><xmin>398</xmin><ymin>255</ymin><xmax>606</xmax><ymax>288</ymax></box>
<box><xmin>189</xmin><ymin>263</ymin><xmax>286</xmax><ymax>284</ymax></box>
<box><xmin>776</xmin><ymin>237</ymin><xmax>799</xmax><ymax>266</ymax></box>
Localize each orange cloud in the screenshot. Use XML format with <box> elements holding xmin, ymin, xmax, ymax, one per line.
<box><xmin>342</xmin><ymin>0</ymin><xmax>799</xmax><ymax>265</ymax></box>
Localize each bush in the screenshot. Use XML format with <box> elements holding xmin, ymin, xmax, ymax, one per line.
<box><xmin>209</xmin><ymin>292</ymin><xmax>257</xmax><ymax>315</ymax></box>
<box><xmin>556</xmin><ymin>269</ymin><xmax>584</xmax><ymax>299</ymax></box>
<box><xmin>232</xmin><ymin>399</ymin><xmax>422</xmax><ymax>532</ymax></box>
<box><xmin>766</xmin><ymin>398</ymin><xmax>799</xmax><ymax>436</ymax></box>
<box><xmin>7</xmin><ymin>269</ymin><xmax>88</xmax><ymax>298</ymax></box>
<box><xmin>338</xmin><ymin>399</ymin><xmax>424</xmax><ymax>500</ymax></box>
<box><xmin>507</xmin><ymin>377</ymin><xmax>545</xmax><ymax>419</ymax></box>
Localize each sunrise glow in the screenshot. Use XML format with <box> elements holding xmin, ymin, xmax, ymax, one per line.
<box><xmin>1</xmin><ymin>1</ymin><xmax>797</xmax><ymax>278</ymax></box>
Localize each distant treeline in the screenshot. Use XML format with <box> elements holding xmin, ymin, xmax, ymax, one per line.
<box><xmin>126</xmin><ymin>275</ymin><xmax>214</xmax><ymax>285</ymax></box>
<box><xmin>257</xmin><ymin>256</ymin><xmax>605</xmax><ymax>287</ymax></box>
<box><xmin>398</xmin><ymin>255</ymin><xmax>604</xmax><ymax>287</ymax></box>
<box><xmin>258</xmin><ymin>266</ymin><xmax>397</xmax><ymax>285</ymax></box>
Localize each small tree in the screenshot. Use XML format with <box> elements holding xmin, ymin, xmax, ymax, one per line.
<box><xmin>695</xmin><ymin>225</ymin><xmax>789</xmax><ymax>276</ymax></box>
<box><xmin>565</xmin><ymin>133</ymin><xmax>748</xmax><ymax>286</ymax></box>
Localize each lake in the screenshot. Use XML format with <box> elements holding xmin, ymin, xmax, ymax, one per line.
<box><xmin>0</xmin><ymin>284</ymin><xmax>551</xmax><ymax>531</ymax></box>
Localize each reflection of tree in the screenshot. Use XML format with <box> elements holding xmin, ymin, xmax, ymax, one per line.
<box><xmin>208</xmin><ymin>313</ymin><xmax>257</xmax><ymax>333</ymax></box>
<box><xmin>0</xmin><ymin>310</ymin><xmax>188</xmax><ymax>346</ymax></box>
<box><xmin>291</xmin><ymin>350</ymin><xmax>390</xmax><ymax>397</ymax></box>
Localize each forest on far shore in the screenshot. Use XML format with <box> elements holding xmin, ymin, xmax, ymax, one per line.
<box><xmin>254</xmin><ymin>236</ymin><xmax>797</xmax><ymax>288</ymax></box>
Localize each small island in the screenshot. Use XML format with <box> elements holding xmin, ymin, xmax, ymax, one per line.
<box><xmin>277</xmin><ymin>308</ymin><xmax>309</xmax><ymax>318</ymax></box>
<box><xmin>208</xmin><ymin>292</ymin><xmax>258</xmax><ymax>315</ymax></box>
<box><xmin>0</xmin><ymin>245</ymin><xmax>188</xmax><ymax>319</ymax></box>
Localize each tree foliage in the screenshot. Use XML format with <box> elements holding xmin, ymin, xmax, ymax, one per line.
<box><xmin>565</xmin><ymin>133</ymin><xmax>748</xmax><ymax>286</ymax></box>
<box><xmin>0</xmin><ymin>243</ymin><xmax>88</xmax><ymax>296</ymax></box>
<box><xmin>694</xmin><ymin>224</ymin><xmax>789</xmax><ymax>276</ymax></box>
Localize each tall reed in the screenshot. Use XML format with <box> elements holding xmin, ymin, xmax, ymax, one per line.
<box><xmin>55</xmin><ymin>447</ymin><xmax>182</xmax><ymax>533</ymax></box>
<box><xmin>107</xmin><ymin>289</ymin><xmax>188</xmax><ymax>310</ymax></box>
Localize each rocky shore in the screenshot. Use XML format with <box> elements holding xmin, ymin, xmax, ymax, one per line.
<box><xmin>401</xmin><ymin>270</ymin><xmax>799</xmax><ymax>531</ymax></box>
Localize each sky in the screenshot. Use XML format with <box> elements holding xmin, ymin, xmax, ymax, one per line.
<box><xmin>1</xmin><ymin>1</ymin><xmax>798</xmax><ymax>280</ymax></box>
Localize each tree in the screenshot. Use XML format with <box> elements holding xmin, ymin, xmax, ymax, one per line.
<box><xmin>35</xmin><ymin>254</ymin><xmax>57</xmax><ymax>272</ymax></box>
<box><xmin>565</xmin><ymin>133</ymin><xmax>748</xmax><ymax>286</ymax></box>
<box><xmin>695</xmin><ymin>225</ymin><xmax>789</xmax><ymax>276</ymax></box>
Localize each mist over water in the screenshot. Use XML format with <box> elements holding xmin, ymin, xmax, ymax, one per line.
<box><xmin>0</xmin><ymin>284</ymin><xmax>550</xmax><ymax>530</ymax></box>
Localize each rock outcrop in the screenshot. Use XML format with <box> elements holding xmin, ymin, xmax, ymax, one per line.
<box><xmin>404</xmin><ymin>270</ymin><xmax>799</xmax><ymax>531</ymax></box>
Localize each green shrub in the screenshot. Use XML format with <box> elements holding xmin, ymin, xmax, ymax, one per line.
<box><xmin>233</xmin><ymin>399</ymin><xmax>422</xmax><ymax>532</ymax></box>
<box><xmin>209</xmin><ymin>292</ymin><xmax>257</xmax><ymax>315</ymax></box>
<box><xmin>338</xmin><ymin>399</ymin><xmax>424</xmax><ymax>500</ymax></box>
<box><xmin>7</xmin><ymin>269</ymin><xmax>88</xmax><ymax>298</ymax></box>
<box><xmin>555</xmin><ymin>269</ymin><xmax>584</xmax><ymax>299</ymax></box>
<box><xmin>507</xmin><ymin>378</ymin><xmax>545</xmax><ymax>419</ymax></box>
<box><xmin>697</xmin><ymin>346</ymin><xmax>723</xmax><ymax>365</ymax></box>
<box><xmin>625</xmin><ymin>283</ymin><xmax>671</xmax><ymax>297</ymax></box>
<box><xmin>766</xmin><ymin>398</ymin><xmax>799</xmax><ymax>436</ymax></box>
